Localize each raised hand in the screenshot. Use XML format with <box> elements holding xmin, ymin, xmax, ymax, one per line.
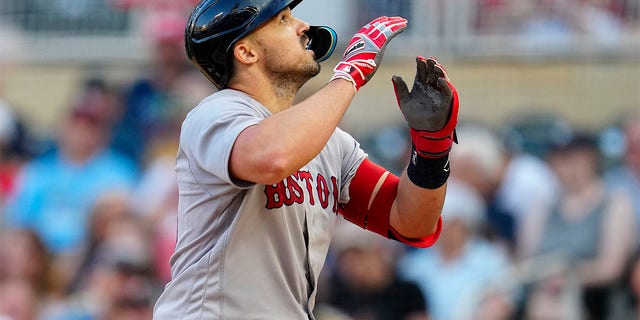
<box><xmin>332</xmin><ymin>16</ymin><xmax>408</xmax><ymax>91</ymax></box>
<box><xmin>392</xmin><ymin>56</ymin><xmax>459</xmax><ymax>158</ymax></box>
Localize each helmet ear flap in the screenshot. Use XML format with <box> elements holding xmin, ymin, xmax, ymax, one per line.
<box><xmin>306</xmin><ymin>26</ymin><xmax>337</xmax><ymax>62</ymax></box>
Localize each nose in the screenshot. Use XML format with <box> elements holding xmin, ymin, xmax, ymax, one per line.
<box><xmin>297</xmin><ymin>18</ymin><xmax>310</xmax><ymax>35</ymax></box>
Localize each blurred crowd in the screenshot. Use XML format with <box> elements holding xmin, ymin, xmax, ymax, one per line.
<box><xmin>356</xmin><ymin>0</ymin><xmax>639</xmax><ymax>51</ymax></box>
<box><xmin>2</xmin><ymin>72</ymin><xmax>639</xmax><ymax>320</ymax></box>
<box><xmin>314</xmin><ymin>112</ymin><xmax>640</xmax><ymax>320</ymax></box>
<box><xmin>0</xmin><ymin>1</ymin><xmax>639</xmax><ymax>320</ymax></box>
<box><xmin>0</xmin><ymin>3</ymin><xmax>207</xmax><ymax>319</ymax></box>
<box><xmin>473</xmin><ymin>0</ymin><xmax>639</xmax><ymax>35</ymax></box>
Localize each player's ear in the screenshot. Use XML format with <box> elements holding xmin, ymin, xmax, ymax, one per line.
<box><xmin>232</xmin><ymin>39</ymin><xmax>259</xmax><ymax>65</ymax></box>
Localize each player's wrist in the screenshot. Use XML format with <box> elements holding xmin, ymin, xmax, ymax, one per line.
<box><xmin>330</xmin><ymin>70</ymin><xmax>358</xmax><ymax>92</ymax></box>
<box><xmin>331</xmin><ymin>60</ymin><xmax>373</xmax><ymax>92</ymax></box>
<box><xmin>410</xmin><ymin>127</ymin><xmax>457</xmax><ymax>159</ymax></box>
<box><xmin>406</xmin><ymin>144</ymin><xmax>450</xmax><ymax>189</ymax></box>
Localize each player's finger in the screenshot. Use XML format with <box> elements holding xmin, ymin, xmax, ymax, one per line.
<box><xmin>392</xmin><ymin>75</ymin><xmax>410</xmax><ymax>106</ymax></box>
<box><xmin>425</xmin><ymin>58</ymin><xmax>440</xmax><ymax>86</ymax></box>
<box><xmin>433</xmin><ymin>64</ymin><xmax>446</xmax><ymax>80</ymax></box>
<box><xmin>434</xmin><ymin>63</ymin><xmax>449</xmax><ymax>81</ymax></box>
<box><xmin>437</xmin><ymin>78</ymin><xmax>452</xmax><ymax>97</ymax></box>
<box><xmin>415</xmin><ymin>56</ymin><xmax>428</xmax><ymax>86</ymax></box>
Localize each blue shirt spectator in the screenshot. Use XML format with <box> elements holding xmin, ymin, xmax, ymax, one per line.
<box><xmin>397</xmin><ymin>180</ymin><xmax>513</xmax><ymax>320</ymax></box>
<box><xmin>3</xmin><ymin>148</ymin><xmax>136</xmax><ymax>254</ymax></box>
<box><xmin>2</xmin><ymin>79</ymin><xmax>138</xmax><ymax>255</ymax></box>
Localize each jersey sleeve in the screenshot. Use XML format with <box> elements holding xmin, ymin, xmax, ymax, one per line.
<box><xmin>333</xmin><ymin>128</ymin><xmax>367</xmax><ymax>204</ymax></box>
<box><xmin>180</xmin><ymin>92</ymin><xmax>267</xmax><ymax>188</ymax></box>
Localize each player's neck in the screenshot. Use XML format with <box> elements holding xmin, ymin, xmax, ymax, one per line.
<box><xmin>229</xmin><ymin>78</ymin><xmax>296</xmax><ymax>114</ymax></box>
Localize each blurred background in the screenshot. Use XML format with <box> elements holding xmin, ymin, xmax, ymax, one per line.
<box><xmin>0</xmin><ymin>0</ymin><xmax>639</xmax><ymax>319</ymax></box>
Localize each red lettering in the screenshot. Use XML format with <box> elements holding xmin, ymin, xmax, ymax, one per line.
<box><xmin>264</xmin><ymin>172</ymin><xmax>339</xmax><ymax>212</ymax></box>
<box><xmin>297</xmin><ymin>171</ymin><xmax>315</xmax><ymax>205</ymax></box>
<box><xmin>331</xmin><ymin>176</ymin><xmax>339</xmax><ymax>213</ymax></box>
<box><xmin>264</xmin><ymin>182</ymin><xmax>286</xmax><ymax>209</ymax></box>
<box><xmin>316</xmin><ymin>174</ymin><xmax>330</xmax><ymax>209</ymax></box>
<box><xmin>285</xmin><ymin>176</ymin><xmax>304</xmax><ymax>205</ymax></box>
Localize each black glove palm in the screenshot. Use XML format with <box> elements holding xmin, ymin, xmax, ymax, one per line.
<box><xmin>392</xmin><ymin>56</ymin><xmax>459</xmax><ymax>159</ymax></box>
<box><xmin>392</xmin><ymin>57</ymin><xmax>453</xmax><ymax>132</ymax></box>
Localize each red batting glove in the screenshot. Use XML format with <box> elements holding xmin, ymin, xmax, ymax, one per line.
<box><xmin>332</xmin><ymin>16</ymin><xmax>408</xmax><ymax>91</ymax></box>
<box><xmin>392</xmin><ymin>56</ymin><xmax>459</xmax><ymax>158</ymax></box>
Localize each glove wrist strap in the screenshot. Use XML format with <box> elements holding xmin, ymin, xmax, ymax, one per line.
<box><xmin>410</xmin><ymin>128</ymin><xmax>457</xmax><ymax>159</ymax></box>
<box><xmin>406</xmin><ymin>145</ymin><xmax>450</xmax><ymax>189</ymax></box>
<box><xmin>332</xmin><ymin>60</ymin><xmax>375</xmax><ymax>91</ymax></box>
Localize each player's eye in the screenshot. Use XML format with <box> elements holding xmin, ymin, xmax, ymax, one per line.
<box><xmin>280</xmin><ymin>13</ymin><xmax>288</xmax><ymax>23</ymax></box>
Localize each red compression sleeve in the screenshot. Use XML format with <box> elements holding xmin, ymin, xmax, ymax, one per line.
<box><xmin>339</xmin><ymin>159</ymin><xmax>442</xmax><ymax>248</ymax></box>
<box><xmin>389</xmin><ymin>219</ymin><xmax>442</xmax><ymax>248</ymax></box>
<box><xmin>340</xmin><ymin>159</ymin><xmax>398</xmax><ymax>236</ymax></box>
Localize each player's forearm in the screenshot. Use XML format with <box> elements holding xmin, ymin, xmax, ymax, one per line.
<box><xmin>230</xmin><ymin>79</ymin><xmax>355</xmax><ymax>184</ymax></box>
<box><xmin>390</xmin><ymin>173</ymin><xmax>446</xmax><ymax>238</ymax></box>
<box><xmin>387</xmin><ymin>56</ymin><xmax>457</xmax><ymax>238</ymax></box>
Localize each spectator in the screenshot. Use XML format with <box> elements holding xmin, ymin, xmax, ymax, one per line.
<box><xmin>107</xmin><ymin>13</ymin><xmax>209</xmax><ymax>284</ymax></box>
<box><xmin>113</xmin><ymin>13</ymin><xmax>205</xmax><ymax>281</ymax></box>
<box><xmin>0</xmin><ymin>278</ymin><xmax>38</xmax><ymax>320</ymax></box>
<box><xmin>67</xmin><ymin>191</ymin><xmax>137</xmax><ymax>293</ymax></box>
<box><xmin>397</xmin><ymin>180</ymin><xmax>514</xmax><ymax>320</ymax></box>
<box><xmin>109</xmin><ymin>10</ymin><xmax>209</xmax><ymax>167</ymax></box>
<box><xmin>2</xmin><ymin>78</ymin><xmax>138</xmax><ymax>256</ymax></box>
<box><xmin>0</xmin><ymin>102</ymin><xmax>35</xmax><ymax>207</ymax></box>
<box><xmin>449</xmin><ymin>122</ymin><xmax>558</xmax><ymax>252</ymax></box>
<box><xmin>108</xmin><ymin>11</ymin><xmax>210</xmax><ymax>284</ymax></box>
<box><xmin>320</xmin><ymin>220</ymin><xmax>429</xmax><ymax>320</ymax></box>
<box><xmin>40</xmin><ymin>201</ymin><xmax>155</xmax><ymax>320</ymax></box>
<box><xmin>604</xmin><ymin>113</ymin><xmax>640</xmax><ymax>239</ymax></box>
<box><xmin>518</xmin><ymin>132</ymin><xmax>637</xmax><ymax>319</ymax></box>
<box><xmin>0</xmin><ymin>229</ymin><xmax>52</xmax><ymax>297</ymax></box>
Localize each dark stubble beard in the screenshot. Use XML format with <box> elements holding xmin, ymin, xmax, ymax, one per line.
<box><xmin>261</xmin><ymin>45</ymin><xmax>321</xmax><ymax>100</ymax></box>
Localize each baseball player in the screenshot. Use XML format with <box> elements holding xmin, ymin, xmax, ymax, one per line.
<box><xmin>153</xmin><ymin>0</ymin><xmax>459</xmax><ymax>319</ymax></box>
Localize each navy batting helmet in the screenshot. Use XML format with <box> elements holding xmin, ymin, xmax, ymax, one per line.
<box><xmin>185</xmin><ymin>0</ymin><xmax>337</xmax><ymax>89</ymax></box>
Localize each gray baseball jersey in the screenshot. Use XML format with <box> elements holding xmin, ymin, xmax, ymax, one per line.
<box><xmin>153</xmin><ymin>89</ymin><xmax>366</xmax><ymax>319</ymax></box>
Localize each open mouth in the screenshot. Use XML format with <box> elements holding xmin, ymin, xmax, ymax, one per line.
<box><xmin>301</xmin><ymin>35</ymin><xmax>311</xmax><ymax>50</ymax></box>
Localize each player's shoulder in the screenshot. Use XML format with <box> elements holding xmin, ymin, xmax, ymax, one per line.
<box><xmin>179</xmin><ymin>89</ymin><xmax>269</xmax><ymax>147</ymax></box>
<box><xmin>185</xmin><ymin>89</ymin><xmax>264</xmax><ymax>123</ymax></box>
<box><xmin>329</xmin><ymin>127</ymin><xmax>360</xmax><ymax>151</ymax></box>
<box><xmin>331</xmin><ymin>127</ymin><xmax>354</xmax><ymax>141</ymax></box>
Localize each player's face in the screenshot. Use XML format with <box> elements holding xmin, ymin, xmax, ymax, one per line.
<box><xmin>251</xmin><ymin>8</ymin><xmax>320</xmax><ymax>88</ymax></box>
